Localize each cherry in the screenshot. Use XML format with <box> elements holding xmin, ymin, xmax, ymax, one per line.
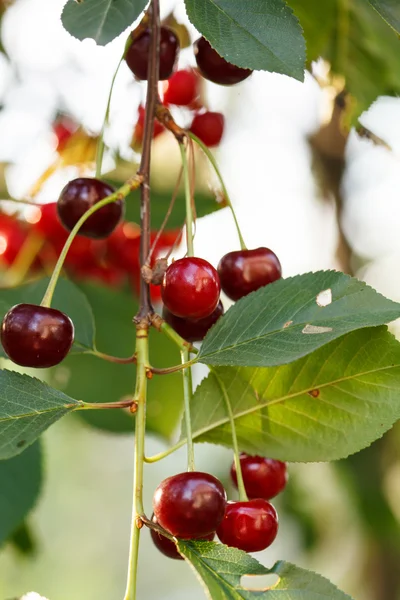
<box><xmin>153</xmin><ymin>471</ymin><xmax>227</xmax><ymax>539</ymax></box>
<box><xmin>194</xmin><ymin>37</ymin><xmax>252</xmax><ymax>86</ymax></box>
<box><xmin>161</xmin><ymin>257</ymin><xmax>221</xmax><ymax>319</ymax></box>
<box><xmin>150</xmin><ymin>514</ymin><xmax>214</xmax><ymax>560</ymax></box>
<box><xmin>125</xmin><ymin>27</ymin><xmax>179</xmax><ymax>81</ymax></box>
<box><xmin>217</xmin><ymin>499</ymin><xmax>278</xmax><ymax>552</ymax></box>
<box><xmin>33</xmin><ymin>202</ymin><xmax>65</xmax><ymax>240</ymax></box>
<box><xmin>132</xmin><ymin>105</ymin><xmax>164</xmax><ymax>149</ymax></box>
<box><xmin>162</xmin><ymin>300</ymin><xmax>223</xmax><ymax>342</ymax></box>
<box><xmin>163</xmin><ymin>69</ymin><xmax>200</xmax><ymax>106</ymax></box>
<box><xmin>218</xmin><ymin>247</ymin><xmax>282</xmax><ymax>301</ymax></box>
<box><xmin>0</xmin><ymin>214</ymin><xmax>28</xmax><ymax>267</ymax></box>
<box><xmin>190</xmin><ymin>112</ymin><xmax>224</xmax><ymax>147</ymax></box>
<box><xmin>57</xmin><ymin>178</ymin><xmax>123</xmax><ymax>239</ymax></box>
<box><xmin>1</xmin><ymin>304</ymin><xmax>74</xmax><ymax>368</ymax></box>
<box><xmin>231</xmin><ymin>454</ymin><xmax>288</xmax><ymax>500</ymax></box>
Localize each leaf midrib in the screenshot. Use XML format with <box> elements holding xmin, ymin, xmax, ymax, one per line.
<box><xmin>0</xmin><ymin>402</ymin><xmax>81</xmax><ymax>423</ymax></box>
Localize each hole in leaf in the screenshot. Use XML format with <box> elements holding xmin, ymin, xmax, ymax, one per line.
<box><xmin>241</xmin><ymin>574</ymin><xmax>280</xmax><ymax>591</ymax></box>
<box><xmin>316</xmin><ymin>288</ymin><xmax>332</xmax><ymax>307</ymax></box>
<box><xmin>302</xmin><ymin>324</ymin><xmax>333</xmax><ymax>334</ymax></box>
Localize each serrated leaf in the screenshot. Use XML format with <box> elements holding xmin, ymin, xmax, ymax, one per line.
<box><xmin>367</xmin><ymin>0</ymin><xmax>400</xmax><ymax>34</ymax></box>
<box><xmin>177</xmin><ymin>540</ymin><xmax>352</xmax><ymax>599</ymax></box>
<box><xmin>198</xmin><ymin>271</ymin><xmax>400</xmax><ymax>368</ymax></box>
<box><xmin>0</xmin><ymin>442</ymin><xmax>42</xmax><ymax>546</ymax></box>
<box><xmin>0</xmin><ymin>278</ymin><xmax>95</xmax><ymax>354</ymax></box>
<box><xmin>187</xmin><ymin>328</ymin><xmax>400</xmax><ymax>462</ymax></box>
<box><xmin>0</xmin><ymin>370</ymin><xmax>81</xmax><ymax>459</ymax></box>
<box><xmin>184</xmin><ymin>0</ymin><xmax>305</xmax><ymax>80</ymax></box>
<box><xmin>61</xmin><ymin>0</ymin><xmax>148</xmax><ymax>45</ymax></box>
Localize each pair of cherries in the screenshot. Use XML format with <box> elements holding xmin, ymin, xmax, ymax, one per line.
<box><xmin>151</xmin><ymin>454</ymin><xmax>287</xmax><ymax>559</ymax></box>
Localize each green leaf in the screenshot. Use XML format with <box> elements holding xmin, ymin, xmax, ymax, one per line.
<box><xmin>177</xmin><ymin>540</ymin><xmax>352</xmax><ymax>599</ymax></box>
<box><xmin>0</xmin><ymin>370</ymin><xmax>81</xmax><ymax>459</ymax></box>
<box><xmin>367</xmin><ymin>0</ymin><xmax>400</xmax><ymax>34</ymax></box>
<box><xmin>198</xmin><ymin>271</ymin><xmax>400</xmax><ymax>368</ymax></box>
<box><xmin>0</xmin><ymin>442</ymin><xmax>42</xmax><ymax>545</ymax></box>
<box><xmin>188</xmin><ymin>328</ymin><xmax>400</xmax><ymax>462</ymax></box>
<box><xmin>61</xmin><ymin>0</ymin><xmax>148</xmax><ymax>45</ymax></box>
<box><xmin>0</xmin><ymin>278</ymin><xmax>95</xmax><ymax>354</ymax></box>
<box><xmin>184</xmin><ymin>0</ymin><xmax>306</xmax><ymax>80</ymax></box>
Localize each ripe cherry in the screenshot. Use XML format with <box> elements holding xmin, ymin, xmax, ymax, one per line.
<box><xmin>163</xmin><ymin>69</ymin><xmax>200</xmax><ymax>106</ymax></box>
<box><xmin>1</xmin><ymin>304</ymin><xmax>74</xmax><ymax>368</ymax></box>
<box><xmin>218</xmin><ymin>247</ymin><xmax>282</xmax><ymax>301</ymax></box>
<box><xmin>161</xmin><ymin>257</ymin><xmax>221</xmax><ymax>319</ymax></box>
<box><xmin>57</xmin><ymin>178</ymin><xmax>123</xmax><ymax>239</ymax></box>
<box><xmin>231</xmin><ymin>454</ymin><xmax>288</xmax><ymax>500</ymax></box>
<box><xmin>190</xmin><ymin>112</ymin><xmax>224</xmax><ymax>147</ymax></box>
<box><xmin>0</xmin><ymin>214</ymin><xmax>28</xmax><ymax>267</ymax></box>
<box><xmin>153</xmin><ymin>471</ymin><xmax>227</xmax><ymax>539</ymax></box>
<box><xmin>33</xmin><ymin>202</ymin><xmax>65</xmax><ymax>240</ymax></box>
<box><xmin>162</xmin><ymin>300</ymin><xmax>223</xmax><ymax>342</ymax></box>
<box><xmin>132</xmin><ymin>105</ymin><xmax>164</xmax><ymax>149</ymax></box>
<box><xmin>125</xmin><ymin>27</ymin><xmax>179</xmax><ymax>81</ymax></box>
<box><xmin>194</xmin><ymin>37</ymin><xmax>252</xmax><ymax>86</ymax></box>
<box><xmin>217</xmin><ymin>499</ymin><xmax>278</xmax><ymax>552</ymax></box>
<box><xmin>150</xmin><ymin>514</ymin><xmax>214</xmax><ymax>560</ymax></box>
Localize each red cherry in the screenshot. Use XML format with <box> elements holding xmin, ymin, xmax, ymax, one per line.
<box><xmin>194</xmin><ymin>37</ymin><xmax>252</xmax><ymax>86</ymax></box>
<box><xmin>125</xmin><ymin>27</ymin><xmax>179</xmax><ymax>81</ymax></box>
<box><xmin>132</xmin><ymin>105</ymin><xmax>165</xmax><ymax>148</ymax></box>
<box><xmin>150</xmin><ymin>514</ymin><xmax>214</xmax><ymax>560</ymax></box>
<box><xmin>190</xmin><ymin>112</ymin><xmax>225</xmax><ymax>147</ymax></box>
<box><xmin>52</xmin><ymin>116</ymin><xmax>77</xmax><ymax>151</ymax></box>
<box><xmin>1</xmin><ymin>304</ymin><xmax>74</xmax><ymax>368</ymax></box>
<box><xmin>217</xmin><ymin>499</ymin><xmax>278</xmax><ymax>552</ymax></box>
<box><xmin>218</xmin><ymin>248</ymin><xmax>282</xmax><ymax>301</ymax></box>
<box><xmin>162</xmin><ymin>300</ymin><xmax>223</xmax><ymax>342</ymax></box>
<box><xmin>153</xmin><ymin>471</ymin><xmax>227</xmax><ymax>539</ymax></box>
<box><xmin>0</xmin><ymin>214</ymin><xmax>28</xmax><ymax>266</ymax></box>
<box><xmin>57</xmin><ymin>178</ymin><xmax>123</xmax><ymax>239</ymax></box>
<box><xmin>33</xmin><ymin>203</ymin><xmax>66</xmax><ymax>240</ymax></box>
<box><xmin>163</xmin><ymin>69</ymin><xmax>200</xmax><ymax>106</ymax></box>
<box><xmin>231</xmin><ymin>454</ymin><xmax>288</xmax><ymax>500</ymax></box>
<box><xmin>161</xmin><ymin>257</ymin><xmax>221</xmax><ymax>319</ymax></box>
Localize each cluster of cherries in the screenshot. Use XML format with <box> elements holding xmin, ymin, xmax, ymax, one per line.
<box><xmin>151</xmin><ymin>454</ymin><xmax>287</xmax><ymax>558</ymax></box>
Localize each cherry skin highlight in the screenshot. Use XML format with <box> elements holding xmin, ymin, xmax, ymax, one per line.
<box><xmin>194</xmin><ymin>37</ymin><xmax>252</xmax><ymax>86</ymax></box>
<box><xmin>162</xmin><ymin>301</ymin><xmax>224</xmax><ymax>343</ymax></box>
<box><xmin>216</xmin><ymin>499</ymin><xmax>278</xmax><ymax>552</ymax></box>
<box><xmin>150</xmin><ymin>514</ymin><xmax>214</xmax><ymax>560</ymax></box>
<box><xmin>231</xmin><ymin>454</ymin><xmax>288</xmax><ymax>500</ymax></box>
<box><xmin>153</xmin><ymin>471</ymin><xmax>227</xmax><ymax>539</ymax></box>
<box><xmin>1</xmin><ymin>304</ymin><xmax>74</xmax><ymax>368</ymax></box>
<box><xmin>218</xmin><ymin>247</ymin><xmax>282</xmax><ymax>301</ymax></box>
<box><xmin>125</xmin><ymin>27</ymin><xmax>179</xmax><ymax>81</ymax></box>
<box><xmin>161</xmin><ymin>257</ymin><xmax>221</xmax><ymax>319</ymax></box>
<box><xmin>57</xmin><ymin>178</ymin><xmax>123</xmax><ymax>239</ymax></box>
<box><xmin>163</xmin><ymin>69</ymin><xmax>199</xmax><ymax>106</ymax></box>
<box><xmin>190</xmin><ymin>112</ymin><xmax>225</xmax><ymax>147</ymax></box>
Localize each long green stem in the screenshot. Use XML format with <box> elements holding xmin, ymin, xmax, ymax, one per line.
<box><xmin>179</xmin><ymin>142</ymin><xmax>195</xmax><ymax>257</ymax></box>
<box><xmin>181</xmin><ymin>348</ymin><xmax>195</xmax><ymax>471</ymax></box>
<box><xmin>189</xmin><ymin>132</ymin><xmax>247</xmax><ymax>251</ymax></box>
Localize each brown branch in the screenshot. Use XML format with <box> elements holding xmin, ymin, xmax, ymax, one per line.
<box><xmin>155</xmin><ymin>103</ymin><xmax>186</xmax><ymax>142</ymax></box>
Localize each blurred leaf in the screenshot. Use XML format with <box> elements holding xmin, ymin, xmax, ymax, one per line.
<box><xmin>61</xmin><ymin>0</ymin><xmax>147</xmax><ymax>45</ymax></box>
<box><xmin>177</xmin><ymin>540</ymin><xmax>352</xmax><ymax>599</ymax></box>
<box><xmin>9</xmin><ymin>521</ymin><xmax>37</xmax><ymax>555</ymax></box>
<box><xmin>198</xmin><ymin>271</ymin><xmax>400</xmax><ymax>368</ymax></box>
<box><xmin>187</xmin><ymin>328</ymin><xmax>400</xmax><ymax>462</ymax></box>
<box><xmin>0</xmin><ymin>278</ymin><xmax>95</xmax><ymax>353</ymax></box>
<box><xmin>367</xmin><ymin>0</ymin><xmax>400</xmax><ymax>33</ymax></box>
<box><xmin>0</xmin><ymin>442</ymin><xmax>42</xmax><ymax>544</ymax></box>
<box><xmin>184</xmin><ymin>0</ymin><xmax>306</xmax><ymax>80</ymax></box>
<box><xmin>0</xmin><ymin>371</ymin><xmax>81</xmax><ymax>459</ymax></box>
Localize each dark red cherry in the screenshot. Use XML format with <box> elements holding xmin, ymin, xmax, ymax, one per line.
<box><xmin>217</xmin><ymin>499</ymin><xmax>278</xmax><ymax>552</ymax></box>
<box><xmin>218</xmin><ymin>247</ymin><xmax>282</xmax><ymax>301</ymax></box>
<box><xmin>1</xmin><ymin>304</ymin><xmax>74</xmax><ymax>368</ymax></box>
<box><xmin>125</xmin><ymin>27</ymin><xmax>179</xmax><ymax>81</ymax></box>
<box><xmin>162</xmin><ymin>257</ymin><xmax>221</xmax><ymax>319</ymax></box>
<box><xmin>163</xmin><ymin>69</ymin><xmax>200</xmax><ymax>106</ymax></box>
<box><xmin>33</xmin><ymin>202</ymin><xmax>65</xmax><ymax>240</ymax></box>
<box><xmin>153</xmin><ymin>471</ymin><xmax>227</xmax><ymax>539</ymax></box>
<box><xmin>162</xmin><ymin>301</ymin><xmax>223</xmax><ymax>342</ymax></box>
<box><xmin>231</xmin><ymin>454</ymin><xmax>288</xmax><ymax>500</ymax></box>
<box><xmin>190</xmin><ymin>112</ymin><xmax>224</xmax><ymax>147</ymax></box>
<box><xmin>194</xmin><ymin>37</ymin><xmax>252</xmax><ymax>86</ymax></box>
<box><xmin>150</xmin><ymin>514</ymin><xmax>214</xmax><ymax>560</ymax></box>
<box><xmin>57</xmin><ymin>178</ymin><xmax>123</xmax><ymax>239</ymax></box>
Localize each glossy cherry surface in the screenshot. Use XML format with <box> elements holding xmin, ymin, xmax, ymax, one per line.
<box><xmin>153</xmin><ymin>471</ymin><xmax>227</xmax><ymax>539</ymax></box>
<box><xmin>150</xmin><ymin>514</ymin><xmax>214</xmax><ymax>560</ymax></box>
<box><xmin>216</xmin><ymin>499</ymin><xmax>278</xmax><ymax>552</ymax></box>
<box><xmin>163</xmin><ymin>69</ymin><xmax>199</xmax><ymax>106</ymax></box>
<box><xmin>162</xmin><ymin>300</ymin><xmax>223</xmax><ymax>342</ymax></box>
<box><xmin>190</xmin><ymin>112</ymin><xmax>225</xmax><ymax>147</ymax></box>
<box><xmin>194</xmin><ymin>37</ymin><xmax>252</xmax><ymax>86</ymax></box>
<box><xmin>231</xmin><ymin>454</ymin><xmax>288</xmax><ymax>500</ymax></box>
<box><xmin>161</xmin><ymin>257</ymin><xmax>221</xmax><ymax>319</ymax></box>
<box><xmin>1</xmin><ymin>304</ymin><xmax>74</xmax><ymax>368</ymax></box>
<box><xmin>57</xmin><ymin>178</ymin><xmax>123</xmax><ymax>239</ymax></box>
<box><xmin>125</xmin><ymin>27</ymin><xmax>179</xmax><ymax>81</ymax></box>
<box><xmin>218</xmin><ymin>247</ymin><xmax>282</xmax><ymax>301</ymax></box>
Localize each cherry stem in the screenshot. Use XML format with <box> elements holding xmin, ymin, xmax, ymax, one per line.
<box><xmin>150</xmin><ymin>358</ymin><xmax>196</xmax><ymax>375</ymax></box>
<box><xmin>77</xmin><ymin>398</ymin><xmax>138</xmax><ymax>412</ymax></box>
<box><xmin>40</xmin><ymin>175</ymin><xmax>142</xmax><ymax>308</ymax></box>
<box><xmin>181</xmin><ymin>347</ymin><xmax>196</xmax><ymax>472</ymax></box>
<box><xmin>179</xmin><ymin>142</ymin><xmax>195</xmax><ymax>257</ymax></box>
<box><xmin>188</xmin><ymin>132</ymin><xmax>247</xmax><ymax>251</ymax></box>
<box><xmin>153</xmin><ymin>314</ymin><xmax>198</xmax><ymax>354</ymax></box>
<box><xmin>144</xmin><ymin>439</ymin><xmax>187</xmax><ymax>463</ymax></box>
<box><xmin>211</xmin><ymin>368</ymin><xmax>248</xmax><ymax>502</ymax></box>
<box><xmin>89</xmin><ymin>349</ymin><xmax>137</xmax><ymax>365</ymax></box>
